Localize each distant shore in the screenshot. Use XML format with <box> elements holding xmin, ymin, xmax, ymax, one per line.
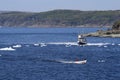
<box><xmin>0</xmin><ymin>24</ymin><xmax>111</xmax><ymax>28</ymax></box>
<box><xmin>0</xmin><ymin>10</ymin><xmax>119</xmax><ymax>27</ymax></box>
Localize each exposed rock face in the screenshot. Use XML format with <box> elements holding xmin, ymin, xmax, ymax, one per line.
<box><xmin>83</xmin><ymin>30</ymin><xmax>120</xmax><ymax>37</ymax></box>
<box><xmin>82</xmin><ymin>20</ymin><xmax>120</xmax><ymax>38</ymax></box>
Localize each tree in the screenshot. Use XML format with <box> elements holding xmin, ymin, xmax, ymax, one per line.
<box><xmin>112</xmin><ymin>20</ymin><xmax>120</xmax><ymax>30</ymax></box>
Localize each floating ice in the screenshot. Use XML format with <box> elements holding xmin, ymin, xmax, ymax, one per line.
<box><xmin>0</xmin><ymin>47</ymin><xmax>15</xmax><ymax>51</ymax></box>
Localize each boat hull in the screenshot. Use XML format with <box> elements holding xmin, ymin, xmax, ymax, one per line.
<box><xmin>78</xmin><ymin>41</ymin><xmax>86</xmax><ymax>45</ymax></box>
<box><xmin>60</xmin><ymin>60</ymin><xmax>87</xmax><ymax>64</ymax></box>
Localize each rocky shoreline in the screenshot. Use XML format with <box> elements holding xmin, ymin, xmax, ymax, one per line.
<box><xmin>83</xmin><ymin>30</ymin><xmax>120</xmax><ymax>38</ymax></box>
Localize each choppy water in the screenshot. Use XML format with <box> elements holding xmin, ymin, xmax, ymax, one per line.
<box><xmin>0</xmin><ymin>27</ymin><xmax>120</xmax><ymax>80</ymax></box>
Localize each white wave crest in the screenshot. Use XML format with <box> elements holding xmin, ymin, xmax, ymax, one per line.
<box><xmin>98</xmin><ymin>60</ymin><xmax>105</xmax><ymax>63</ymax></box>
<box><xmin>112</xmin><ymin>43</ymin><xmax>115</xmax><ymax>45</ymax></box>
<box><xmin>0</xmin><ymin>47</ymin><xmax>15</xmax><ymax>51</ymax></box>
<box><xmin>13</xmin><ymin>45</ymin><xmax>22</xmax><ymax>48</ymax></box>
<box><xmin>59</xmin><ymin>60</ymin><xmax>87</xmax><ymax>64</ymax></box>
<box><xmin>40</xmin><ymin>43</ymin><xmax>47</xmax><ymax>47</ymax></box>
<box><xmin>104</xmin><ymin>46</ymin><xmax>107</xmax><ymax>48</ymax></box>
<box><xmin>34</xmin><ymin>44</ymin><xmax>39</xmax><ymax>46</ymax></box>
<box><xmin>65</xmin><ymin>44</ymin><xmax>71</xmax><ymax>47</ymax></box>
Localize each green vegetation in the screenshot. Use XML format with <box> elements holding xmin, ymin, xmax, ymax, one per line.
<box><xmin>83</xmin><ymin>20</ymin><xmax>120</xmax><ymax>37</ymax></box>
<box><xmin>0</xmin><ymin>10</ymin><xmax>120</xmax><ymax>27</ymax></box>
<box><xmin>112</xmin><ymin>20</ymin><xmax>120</xmax><ymax>30</ymax></box>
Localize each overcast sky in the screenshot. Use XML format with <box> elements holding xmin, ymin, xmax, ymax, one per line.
<box><xmin>0</xmin><ymin>0</ymin><xmax>120</xmax><ymax>12</ymax></box>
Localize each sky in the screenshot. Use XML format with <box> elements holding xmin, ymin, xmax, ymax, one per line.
<box><xmin>0</xmin><ymin>0</ymin><xmax>120</xmax><ymax>12</ymax></box>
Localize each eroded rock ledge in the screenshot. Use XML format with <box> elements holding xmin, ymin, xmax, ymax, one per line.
<box><xmin>83</xmin><ymin>30</ymin><xmax>120</xmax><ymax>38</ymax></box>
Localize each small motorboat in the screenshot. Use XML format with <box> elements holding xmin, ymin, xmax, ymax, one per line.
<box><xmin>77</xmin><ymin>35</ymin><xmax>87</xmax><ymax>45</ymax></box>
<box><xmin>72</xmin><ymin>60</ymin><xmax>87</xmax><ymax>64</ymax></box>
<box><xmin>60</xmin><ymin>60</ymin><xmax>87</xmax><ymax>64</ymax></box>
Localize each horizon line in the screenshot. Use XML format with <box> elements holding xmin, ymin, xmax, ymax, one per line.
<box><xmin>0</xmin><ymin>9</ymin><xmax>120</xmax><ymax>13</ymax></box>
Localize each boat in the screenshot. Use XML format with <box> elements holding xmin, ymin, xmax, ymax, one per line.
<box><xmin>77</xmin><ymin>35</ymin><xmax>87</xmax><ymax>45</ymax></box>
<box><xmin>60</xmin><ymin>60</ymin><xmax>87</xmax><ymax>64</ymax></box>
<box><xmin>73</xmin><ymin>60</ymin><xmax>87</xmax><ymax>64</ymax></box>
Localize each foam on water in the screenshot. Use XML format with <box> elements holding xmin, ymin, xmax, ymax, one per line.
<box><xmin>47</xmin><ymin>42</ymin><xmax>111</xmax><ymax>46</ymax></box>
<box><xmin>48</xmin><ymin>42</ymin><xmax>78</xmax><ymax>45</ymax></box>
<box><xmin>65</xmin><ymin>44</ymin><xmax>71</xmax><ymax>47</ymax></box>
<box><xmin>87</xmin><ymin>43</ymin><xmax>110</xmax><ymax>46</ymax></box>
<box><xmin>104</xmin><ymin>46</ymin><xmax>107</xmax><ymax>48</ymax></box>
<box><xmin>0</xmin><ymin>47</ymin><xmax>15</xmax><ymax>51</ymax></box>
<box><xmin>34</xmin><ymin>44</ymin><xmax>39</xmax><ymax>46</ymax></box>
<box><xmin>24</xmin><ymin>42</ymin><xmax>115</xmax><ymax>48</ymax></box>
<box><xmin>40</xmin><ymin>43</ymin><xmax>47</xmax><ymax>47</ymax></box>
<box><xmin>13</xmin><ymin>45</ymin><xmax>22</xmax><ymax>48</ymax></box>
<box><xmin>112</xmin><ymin>43</ymin><xmax>115</xmax><ymax>45</ymax></box>
<box><xmin>98</xmin><ymin>60</ymin><xmax>105</xmax><ymax>63</ymax></box>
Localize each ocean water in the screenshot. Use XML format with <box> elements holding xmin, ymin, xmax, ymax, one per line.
<box><xmin>0</xmin><ymin>27</ymin><xmax>120</xmax><ymax>80</ymax></box>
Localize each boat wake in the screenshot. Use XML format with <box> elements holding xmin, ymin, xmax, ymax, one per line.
<box><xmin>59</xmin><ymin>60</ymin><xmax>87</xmax><ymax>64</ymax></box>
<box><xmin>48</xmin><ymin>42</ymin><xmax>77</xmax><ymax>45</ymax></box>
<box><xmin>47</xmin><ymin>42</ymin><xmax>112</xmax><ymax>46</ymax></box>
<box><xmin>87</xmin><ymin>43</ymin><xmax>110</xmax><ymax>46</ymax></box>
<box><xmin>0</xmin><ymin>47</ymin><xmax>15</xmax><ymax>51</ymax></box>
<box><xmin>0</xmin><ymin>42</ymin><xmax>118</xmax><ymax>51</ymax></box>
<box><xmin>41</xmin><ymin>59</ymin><xmax>87</xmax><ymax>64</ymax></box>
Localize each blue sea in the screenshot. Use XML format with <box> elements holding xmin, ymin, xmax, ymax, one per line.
<box><xmin>0</xmin><ymin>27</ymin><xmax>120</xmax><ymax>80</ymax></box>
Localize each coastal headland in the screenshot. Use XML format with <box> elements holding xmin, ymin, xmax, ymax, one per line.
<box><xmin>83</xmin><ymin>20</ymin><xmax>120</xmax><ymax>38</ymax></box>
<box><xmin>83</xmin><ymin>30</ymin><xmax>120</xmax><ymax>38</ymax></box>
